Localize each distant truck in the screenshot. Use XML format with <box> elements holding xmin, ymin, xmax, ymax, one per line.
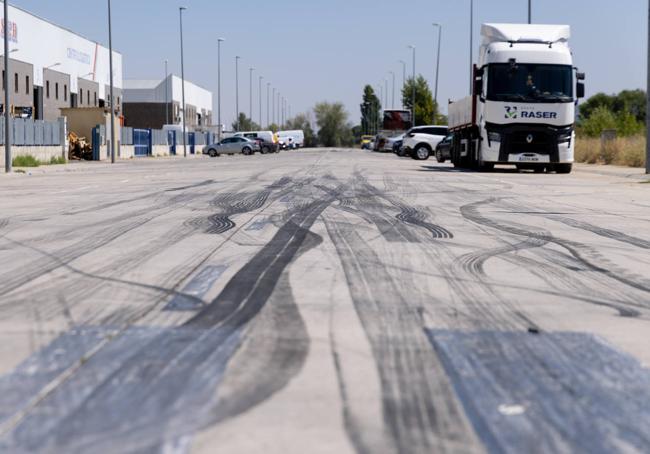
<box><xmin>374</xmin><ymin>109</ymin><xmax>412</xmax><ymax>151</ymax></box>
<box><xmin>448</xmin><ymin>23</ymin><xmax>585</xmax><ymax>173</ymax></box>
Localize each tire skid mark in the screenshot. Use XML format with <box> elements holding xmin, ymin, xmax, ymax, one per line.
<box><xmin>324</xmin><ymin>213</ymin><xmax>482</xmax><ymax>454</ymax></box>
<box><xmin>461</xmin><ymin>198</ymin><xmax>650</xmax><ymax>295</ymax></box>
<box><xmin>549</xmin><ymin>216</ymin><xmax>650</xmax><ymax>250</ymax></box>
<box><xmin>0</xmin><ymin>180</ymin><xmax>339</xmax><ymax>453</ymax></box>
<box><xmin>166</xmin><ymin>179</ymin><xmax>216</xmax><ymax>193</ymax></box>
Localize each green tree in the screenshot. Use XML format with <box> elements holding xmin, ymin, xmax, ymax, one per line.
<box><xmin>580</xmin><ymin>106</ymin><xmax>617</xmax><ymax>137</ymax></box>
<box><xmin>401</xmin><ymin>75</ymin><xmax>436</xmax><ymax>126</ymax></box>
<box><xmin>360</xmin><ymin>85</ymin><xmax>381</xmax><ymax>135</ymax></box>
<box><xmin>285</xmin><ymin>113</ymin><xmax>317</xmax><ymax>147</ymax></box>
<box><xmin>314</xmin><ymin>102</ymin><xmax>353</xmax><ymax>147</ymax></box>
<box><xmin>613</xmin><ymin>89</ymin><xmax>646</xmax><ymax>123</ymax></box>
<box><xmin>232</xmin><ymin>113</ymin><xmax>260</xmax><ymax>132</ymax></box>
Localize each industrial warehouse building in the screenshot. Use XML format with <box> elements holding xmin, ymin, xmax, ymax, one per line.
<box><xmin>123</xmin><ymin>76</ymin><xmax>213</xmax><ymax>130</ymax></box>
<box><xmin>0</xmin><ymin>3</ymin><xmax>123</xmax><ymax>121</ymax></box>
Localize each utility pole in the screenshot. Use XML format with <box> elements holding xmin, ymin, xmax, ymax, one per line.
<box><xmin>646</xmin><ymin>0</ymin><xmax>650</xmax><ymax>174</ymax></box>
<box><xmin>217</xmin><ymin>38</ymin><xmax>224</xmax><ymax>139</ymax></box>
<box><xmin>470</xmin><ymin>0</ymin><xmax>474</xmax><ymax>94</ymax></box>
<box><xmin>433</xmin><ymin>23</ymin><xmax>442</xmax><ymax>122</ymax></box>
<box><xmin>259</xmin><ymin>75</ymin><xmax>263</xmax><ymax>128</ymax></box>
<box><xmin>164</xmin><ymin>60</ymin><xmax>169</xmax><ymax>125</ymax></box>
<box><xmin>235</xmin><ymin>56</ymin><xmax>240</xmax><ymax>131</ymax></box>
<box><xmin>399</xmin><ymin>60</ymin><xmax>406</xmax><ymax>108</ymax></box>
<box><xmin>408</xmin><ymin>45</ymin><xmax>416</xmax><ymax>126</ymax></box>
<box><xmin>272</xmin><ymin>87</ymin><xmax>276</xmax><ymax>125</ymax></box>
<box><xmin>249</xmin><ymin>67</ymin><xmax>254</xmax><ymax>121</ymax></box>
<box><xmin>108</xmin><ymin>0</ymin><xmax>116</xmax><ymax>163</ymax></box>
<box><xmin>528</xmin><ymin>0</ymin><xmax>532</xmax><ymax>24</ymax></box>
<box><xmin>266</xmin><ymin>82</ymin><xmax>270</xmax><ymax>128</ymax></box>
<box><xmin>389</xmin><ymin>72</ymin><xmax>395</xmax><ymax>109</ymax></box>
<box><xmin>179</xmin><ymin>6</ymin><xmax>187</xmax><ymax>157</ymax></box>
<box><xmin>4</xmin><ymin>0</ymin><xmax>10</xmax><ymax>172</ymax></box>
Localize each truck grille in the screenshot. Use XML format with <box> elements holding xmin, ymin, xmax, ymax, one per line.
<box><xmin>508</xmin><ymin>131</ymin><xmax>553</xmax><ymax>155</ymax></box>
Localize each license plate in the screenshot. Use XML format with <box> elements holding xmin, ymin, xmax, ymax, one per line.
<box><xmin>519</xmin><ymin>155</ymin><xmax>540</xmax><ymax>162</ymax></box>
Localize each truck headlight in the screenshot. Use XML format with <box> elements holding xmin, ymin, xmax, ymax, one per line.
<box><xmin>558</xmin><ymin>131</ymin><xmax>573</xmax><ymax>144</ymax></box>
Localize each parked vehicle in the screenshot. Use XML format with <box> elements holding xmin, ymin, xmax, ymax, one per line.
<box><xmin>448</xmin><ymin>23</ymin><xmax>585</xmax><ymax>173</ymax></box>
<box><xmin>435</xmin><ymin>133</ymin><xmax>454</xmax><ymax>163</ymax></box>
<box><xmin>383</xmin><ymin>134</ymin><xmax>405</xmax><ymax>152</ymax></box>
<box><xmin>203</xmin><ymin>137</ymin><xmax>259</xmax><ymax>157</ymax></box>
<box><xmin>360</xmin><ymin>135</ymin><xmax>374</xmax><ymax>149</ymax></box>
<box><xmin>278</xmin><ymin>130</ymin><xmax>305</xmax><ymax>148</ymax></box>
<box><xmin>234</xmin><ymin>131</ymin><xmax>278</xmax><ymax>153</ymax></box>
<box><xmin>401</xmin><ymin>125</ymin><xmax>449</xmax><ymax>160</ymax></box>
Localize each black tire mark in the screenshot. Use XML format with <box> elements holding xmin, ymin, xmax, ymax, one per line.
<box><xmin>324</xmin><ymin>213</ymin><xmax>482</xmax><ymax>454</ymax></box>
<box><xmin>550</xmin><ymin>216</ymin><xmax>650</xmax><ymax>250</ymax></box>
<box><xmin>396</xmin><ymin>206</ymin><xmax>454</xmax><ymax>239</ymax></box>
<box><xmin>165</xmin><ymin>179</ymin><xmax>216</xmax><ymax>192</ymax></box>
<box><xmin>461</xmin><ymin>198</ymin><xmax>650</xmax><ymax>295</ymax></box>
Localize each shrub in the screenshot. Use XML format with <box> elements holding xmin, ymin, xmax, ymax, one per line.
<box><xmin>48</xmin><ymin>156</ymin><xmax>66</xmax><ymax>165</ymax></box>
<box><xmin>12</xmin><ymin>155</ymin><xmax>40</xmax><ymax>167</ymax></box>
<box><xmin>575</xmin><ymin>135</ymin><xmax>646</xmax><ymax>168</ymax></box>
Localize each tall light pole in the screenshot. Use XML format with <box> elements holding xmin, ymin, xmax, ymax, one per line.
<box><xmin>399</xmin><ymin>60</ymin><xmax>406</xmax><ymax>108</ymax></box>
<box><xmin>249</xmin><ymin>67</ymin><xmax>255</xmax><ymax>120</ymax></box>
<box><xmin>179</xmin><ymin>6</ymin><xmax>188</xmax><ymax>157</ymax></box>
<box><xmin>266</xmin><ymin>82</ymin><xmax>270</xmax><ymax>128</ymax></box>
<box><xmin>528</xmin><ymin>0</ymin><xmax>532</xmax><ymax>24</ymax></box>
<box><xmin>108</xmin><ymin>0</ymin><xmax>116</xmax><ymax>163</ymax></box>
<box><xmin>408</xmin><ymin>45</ymin><xmax>416</xmax><ymax>126</ymax></box>
<box><xmin>258</xmin><ymin>75</ymin><xmax>263</xmax><ymax>128</ymax></box>
<box><xmin>4</xmin><ymin>0</ymin><xmax>10</xmax><ymax>172</ymax></box>
<box><xmin>389</xmin><ymin>72</ymin><xmax>395</xmax><ymax>109</ymax></box>
<box><xmin>235</xmin><ymin>56</ymin><xmax>240</xmax><ymax>131</ymax></box>
<box><xmin>272</xmin><ymin>87</ymin><xmax>276</xmax><ymax>125</ymax></box>
<box><xmin>433</xmin><ymin>23</ymin><xmax>442</xmax><ymax>122</ymax></box>
<box><xmin>646</xmin><ymin>0</ymin><xmax>650</xmax><ymax>174</ymax></box>
<box><xmin>470</xmin><ymin>0</ymin><xmax>474</xmax><ymax>94</ymax></box>
<box><xmin>217</xmin><ymin>38</ymin><xmax>224</xmax><ymax>138</ymax></box>
<box><xmin>277</xmin><ymin>91</ymin><xmax>281</xmax><ymax>126</ymax></box>
<box><xmin>164</xmin><ymin>59</ymin><xmax>169</xmax><ymax>125</ymax></box>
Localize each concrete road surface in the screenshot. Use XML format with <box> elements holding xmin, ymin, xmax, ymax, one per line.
<box><xmin>0</xmin><ymin>149</ymin><xmax>649</xmax><ymax>453</ymax></box>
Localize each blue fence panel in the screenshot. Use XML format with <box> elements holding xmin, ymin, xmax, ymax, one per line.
<box><xmin>34</xmin><ymin>121</ymin><xmax>44</xmax><ymax>146</ymax></box>
<box><xmin>13</xmin><ymin>118</ymin><xmax>25</xmax><ymax>145</ymax></box>
<box><xmin>51</xmin><ymin>121</ymin><xmax>61</xmax><ymax>145</ymax></box>
<box><xmin>24</xmin><ymin>119</ymin><xmax>35</xmax><ymax>145</ymax></box>
<box><xmin>133</xmin><ymin>129</ymin><xmax>151</xmax><ymax>157</ymax></box>
<box><xmin>43</xmin><ymin>122</ymin><xmax>54</xmax><ymax>145</ymax></box>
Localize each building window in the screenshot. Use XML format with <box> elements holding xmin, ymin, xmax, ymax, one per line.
<box><xmin>64</xmin><ymin>84</ymin><xmax>67</xmax><ymax>102</ymax></box>
<box><xmin>14</xmin><ymin>73</ymin><xmax>17</xmax><ymax>93</ymax></box>
<box><xmin>79</xmin><ymin>89</ymin><xmax>83</xmax><ymax>105</ymax></box>
<box><xmin>87</xmin><ymin>91</ymin><xmax>89</xmax><ymax>105</ymax></box>
<box><xmin>46</xmin><ymin>81</ymin><xmax>50</xmax><ymax>98</ymax></box>
<box><xmin>94</xmin><ymin>92</ymin><xmax>97</xmax><ymax>106</ymax></box>
<box><xmin>25</xmin><ymin>75</ymin><xmax>29</xmax><ymax>95</ymax></box>
<box><xmin>55</xmin><ymin>83</ymin><xmax>59</xmax><ymax>100</ymax></box>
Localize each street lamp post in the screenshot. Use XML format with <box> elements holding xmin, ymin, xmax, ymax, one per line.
<box><xmin>470</xmin><ymin>0</ymin><xmax>474</xmax><ymax>94</ymax></box>
<box><xmin>277</xmin><ymin>91</ymin><xmax>280</xmax><ymax>126</ymax></box>
<box><xmin>108</xmin><ymin>0</ymin><xmax>116</xmax><ymax>163</ymax></box>
<box><xmin>528</xmin><ymin>0</ymin><xmax>532</xmax><ymax>24</ymax></box>
<box><xmin>646</xmin><ymin>0</ymin><xmax>650</xmax><ymax>174</ymax></box>
<box><xmin>272</xmin><ymin>87</ymin><xmax>276</xmax><ymax>125</ymax></box>
<box><xmin>408</xmin><ymin>45</ymin><xmax>416</xmax><ymax>126</ymax></box>
<box><xmin>179</xmin><ymin>6</ymin><xmax>188</xmax><ymax>157</ymax></box>
<box><xmin>259</xmin><ymin>75</ymin><xmax>263</xmax><ymax>128</ymax></box>
<box><xmin>266</xmin><ymin>82</ymin><xmax>270</xmax><ymax>128</ymax></box>
<box><xmin>399</xmin><ymin>60</ymin><xmax>406</xmax><ymax>108</ymax></box>
<box><xmin>164</xmin><ymin>59</ymin><xmax>169</xmax><ymax>125</ymax></box>
<box><xmin>217</xmin><ymin>38</ymin><xmax>224</xmax><ymax>139</ymax></box>
<box><xmin>433</xmin><ymin>23</ymin><xmax>442</xmax><ymax>122</ymax></box>
<box><xmin>249</xmin><ymin>67</ymin><xmax>255</xmax><ymax>121</ymax></box>
<box><xmin>389</xmin><ymin>71</ymin><xmax>395</xmax><ymax>109</ymax></box>
<box><xmin>235</xmin><ymin>56</ymin><xmax>240</xmax><ymax>131</ymax></box>
<box><xmin>3</xmin><ymin>0</ymin><xmax>10</xmax><ymax>172</ymax></box>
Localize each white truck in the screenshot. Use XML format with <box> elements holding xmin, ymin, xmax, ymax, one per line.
<box><xmin>448</xmin><ymin>23</ymin><xmax>585</xmax><ymax>173</ymax></box>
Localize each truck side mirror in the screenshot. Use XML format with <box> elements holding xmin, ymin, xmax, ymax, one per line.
<box><xmin>577</xmin><ymin>82</ymin><xmax>585</xmax><ymax>99</ymax></box>
<box><xmin>473</xmin><ymin>78</ymin><xmax>483</xmax><ymax>97</ymax></box>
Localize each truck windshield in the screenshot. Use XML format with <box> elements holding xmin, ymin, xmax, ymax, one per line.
<box><xmin>487</xmin><ymin>64</ymin><xmax>573</xmax><ymax>103</ymax></box>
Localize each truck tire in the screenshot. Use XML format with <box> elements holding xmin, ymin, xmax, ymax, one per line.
<box><xmin>554</xmin><ymin>164</ymin><xmax>573</xmax><ymax>174</ymax></box>
<box><xmin>412</xmin><ymin>144</ymin><xmax>431</xmax><ymax>161</ymax></box>
<box><xmin>435</xmin><ymin>149</ymin><xmax>446</xmax><ymax>163</ymax></box>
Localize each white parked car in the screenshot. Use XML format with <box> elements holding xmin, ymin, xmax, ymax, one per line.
<box><xmin>401</xmin><ymin>125</ymin><xmax>449</xmax><ymax>161</ymax></box>
<box><xmin>278</xmin><ymin>130</ymin><xmax>305</xmax><ymax>148</ymax></box>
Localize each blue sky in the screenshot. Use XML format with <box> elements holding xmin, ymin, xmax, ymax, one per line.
<box><xmin>13</xmin><ymin>0</ymin><xmax>649</xmax><ymax>127</ymax></box>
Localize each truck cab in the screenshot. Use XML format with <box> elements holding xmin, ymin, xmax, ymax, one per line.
<box><xmin>449</xmin><ymin>24</ymin><xmax>585</xmax><ymax>173</ymax></box>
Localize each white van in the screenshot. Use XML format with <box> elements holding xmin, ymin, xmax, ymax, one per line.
<box><xmin>233</xmin><ymin>131</ymin><xmax>278</xmax><ymax>153</ymax></box>
<box><xmin>278</xmin><ymin>130</ymin><xmax>305</xmax><ymax>149</ymax></box>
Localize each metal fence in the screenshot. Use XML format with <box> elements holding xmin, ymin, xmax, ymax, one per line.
<box><xmin>0</xmin><ymin>117</ymin><xmax>62</xmax><ymax>146</ymax></box>
<box><xmin>121</xmin><ymin>126</ymin><xmax>133</xmax><ymax>145</ymax></box>
<box><xmin>152</xmin><ymin>129</ymin><xmax>168</xmax><ymax>146</ymax></box>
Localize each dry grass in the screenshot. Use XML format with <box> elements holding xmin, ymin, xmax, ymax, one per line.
<box><xmin>575</xmin><ymin>135</ymin><xmax>646</xmax><ymax>168</ymax></box>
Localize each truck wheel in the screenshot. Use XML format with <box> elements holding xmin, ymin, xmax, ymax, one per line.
<box><xmin>436</xmin><ymin>149</ymin><xmax>446</xmax><ymax>163</ymax></box>
<box><xmin>412</xmin><ymin>145</ymin><xmax>431</xmax><ymax>161</ymax></box>
<box><xmin>554</xmin><ymin>164</ymin><xmax>573</xmax><ymax>174</ymax></box>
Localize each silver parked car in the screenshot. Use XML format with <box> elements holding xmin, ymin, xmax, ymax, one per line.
<box><xmin>202</xmin><ymin>137</ymin><xmax>260</xmax><ymax>157</ymax></box>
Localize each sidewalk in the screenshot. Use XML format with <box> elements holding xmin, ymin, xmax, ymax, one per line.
<box><xmin>574</xmin><ymin>163</ymin><xmax>649</xmax><ymax>182</ymax></box>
